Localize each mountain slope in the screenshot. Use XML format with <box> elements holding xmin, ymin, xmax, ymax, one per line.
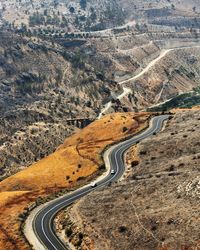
<box><xmin>0</xmin><ymin>112</ymin><xmax>149</xmax><ymax>250</ymax></box>
<box><xmin>0</xmin><ymin>30</ymin><xmax>121</xmax><ymax>179</ymax></box>
<box><xmin>58</xmin><ymin>110</ymin><xmax>200</xmax><ymax>250</ymax></box>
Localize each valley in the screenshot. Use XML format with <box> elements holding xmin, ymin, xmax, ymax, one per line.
<box><xmin>0</xmin><ymin>1</ymin><xmax>200</xmax><ymax>250</ymax></box>
<box><xmin>2</xmin><ymin>27</ymin><xmax>200</xmax><ymax>181</ymax></box>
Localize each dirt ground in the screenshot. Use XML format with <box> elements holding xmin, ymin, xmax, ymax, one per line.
<box><xmin>60</xmin><ymin>110</ymin><xmax>200</xmax><ymax>250</ymax></box>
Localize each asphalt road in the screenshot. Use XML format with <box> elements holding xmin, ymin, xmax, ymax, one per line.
<box><xmin>32</xmin><ymin>115</ymin><xmax>169</xmax><ymax>250</ymax></box>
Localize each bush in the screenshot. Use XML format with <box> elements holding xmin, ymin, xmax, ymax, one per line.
<box><xmin>99</xmin><ymin>164</ymin><xmax>106</xmax><ymax>170</ymax></box>
<box><xmin>77</xmin><ymin>176</ymin><xmax>85</xmax><ymax>181</ymax></box>
<box><xmin>69</xmin><ymin>7</ymin><xmax>75</xmax><ymax>13</ymax></box>
<box><xmin>118</xmin><ymin>226</ymin><xmax>127</xmax><ymax>233</ymax></box>
<box><xmin>168</xmin><ymin>165</ymin><xmax>175</xmax><ymax>171</ymax></box>
<box><xmin>123</xmin><ymin>127</ymin><xmax>128</xmax><ymax>133</ymax></box>
<box><xmin>78</xmin><ymin>232</ymin><xmax>84</xmax><ymax>240</ymax></box>
<box><xmin>131</xmin><ymin>160</ymin><xmax>139</xmax><ymax>167</ymax></box>
<box><xmin>151</xmin><ymin>225</ymin><xmax>157</xmax><ymax>231</ymax></box>
<box><xmin>65</xmin><ymin>227</ymin><xmax>72</xmax><ymax>237</ymax></box>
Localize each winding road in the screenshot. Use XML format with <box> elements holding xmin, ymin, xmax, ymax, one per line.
<box><xmin>98</xmin><ymin>49</ymin><xmax>172</xmax><ymax>119</ymax></box>
<box><xmin>98</xmin><ymin>43</ymin><xmax>200</xmax><ymax>119</ymax></box>
<box><xmin>25</xmin><ymin>115</ymin><xmax>169</xmax><ymax>250</ymax></box>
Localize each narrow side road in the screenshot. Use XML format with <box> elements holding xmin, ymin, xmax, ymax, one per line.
<box><xmin>25</xmin><ymin>115</ymin><xmax>169</xmax><ymax>250</ymax></box>
<box><xmin>119</xmin><ymin>49</ymin><xmax>172</xmax><ymax>85</ymax></box>
<box><xmin>98</xmin><ymin>49</ymin><xmax>172</xmax><ymax>119</ymax></box>
<box><xmin>98</xmin><ymin>87</ymin><xmax>132</xmax><ymax>119</ymax></box>
<box><xmin>98</xmin><ymin>44</ymin><xmax>200</xmax><ymax>119</ymax></box>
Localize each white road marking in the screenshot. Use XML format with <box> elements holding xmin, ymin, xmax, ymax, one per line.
<box><xmin>38</xmin><ymin>116</ymin><xmax>167</xmax><ymax>250</ymax></box>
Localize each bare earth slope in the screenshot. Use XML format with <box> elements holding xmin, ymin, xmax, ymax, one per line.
<box><xmin>0</xmin><ymin>112</ymin><xmax>149</xmax><ymax>250</ymax></box>
<box><xmin>59</xmin><ymin>110</ymin><xmax>200</xmax><ymax>250</ymax></box>
<box><xmin>125</xmin><ymin>46</ymin><xmax>200</xmax><ymax>110</ymax></box>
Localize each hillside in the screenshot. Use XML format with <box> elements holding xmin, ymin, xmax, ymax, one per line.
<box><xmin>126</xmin><ymin>47</ymin><xmax>200</xmax><ymax>110</ymax></box>
<box><xmin>0</xmin><ymin>0</ymin><xmax>125</xmax><ymax>31</ymax></box>
<box><xmin>2</xmin><ymin>25</ymin><xmax>200</xmax><ymax>179</ymax></box>
<box><xmin>58</xmin><ymin>110</ymin><xmax>200</xmax><ymax>250</ymax></box>
<box><xmin>88</xmin><ymin>36</ymin><xmax>200</xmax><ymax>113</ymax></box>
<box><xmin>0</xmin><ymin>112</ymin><xmax>149</xmax><ymax>249</ymax></box>
<box><xmin>0</xmin><ymin>29</ymin><xmax>125</xmax><ymax>180</ymax></box>
<box><xmin>1</xmin><ymin>0</ymin><xmax>200</xmax><ymax>33</ymax></box>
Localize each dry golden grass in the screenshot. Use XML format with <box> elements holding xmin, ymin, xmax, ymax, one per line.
<box><xmin>0</xmin><ymin>191</ymin><xmax>34</xmax><ymax>250</ymax></box>
<box><xmin>0</xmin><ymin>146</ymin><xmax>96</xmax><ymax>192</ymax></box>
<box><xmin>0</xmin><ymin>191</ymin><xmax>29</xmax><ymax>205</ymax></box>
<box><xmin>0</xmin><ymin>112</ymin><xmax>149</xmax><ymax>249</ymax></box>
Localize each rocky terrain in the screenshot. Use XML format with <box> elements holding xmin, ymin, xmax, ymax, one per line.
<box><xmin>57</xmin><ymin>110</ymin><xmax>200</xmax><ymax>250</ymax></box>
<box><xmin>126</xmin><ymin>46</ymin><xmax>200</xmax><ymax>110</ymax></box>
<box><xmin>88</xmin><ymin>33</ymin><xmax>200</xmax><ymax>113</ymax></box>
<box><xmin>1</xmin><ymin>0</ymin><xmax>200</xmax><ymax>33</ymax></box>
<box><xmin>0</xmin><ymin>29</ymin><xmax>125</xmax><ymax>180</ymax></box>
<box><xmin>2</xmin><ymin>25</ymin><xmax>200</xmax><ymax>180</ymax></box>
<box><xmin>0</xmin><ymin>26</ymin><xmax>164</xmax><ymax>180</ymax></box>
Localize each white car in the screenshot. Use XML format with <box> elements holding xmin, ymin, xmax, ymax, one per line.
<box><xmin>91</xmin><ymin>182</ymin><xmax>97</xmax><ymax>188</ymax></box>
<box><xmin>111</xmin><ymin>169</ymin><xmax>115</xmax><ymax>174</ymax></box>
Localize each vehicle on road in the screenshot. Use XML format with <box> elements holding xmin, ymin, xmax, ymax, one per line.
<box><xmin>27</xmin><ymin>115</ymin><xmax>169</xmax><ymax>250</ymax></box>
<box><xmin>91</xmin><ymin>182</ymin><xmax>97</xmax><ymax>188</ymax></box>
<box><xmin>111</xmin><ymin>169</ymin><xmax>115</xmax><ymax>174</ymax></box>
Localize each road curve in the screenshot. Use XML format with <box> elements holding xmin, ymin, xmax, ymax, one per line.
<box><xmin>98</xmin><ymin>44</ymin><xmax>200</xmax><ymax>119</ymax></box>
<box><xmin>27</xmin><ymin>115</ymin><xmax>169</xmax><ymax>250</ymax></box>
<box><xmin>97</xmin><ymin>49</ymin><xmax>172</xmax><ymax>119</ymax></box>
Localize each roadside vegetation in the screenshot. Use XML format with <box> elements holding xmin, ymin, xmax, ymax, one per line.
<box><xmin>148</xmin><ymin>87</ymin><xmax>200</xmax><ymax>112</ymax></box>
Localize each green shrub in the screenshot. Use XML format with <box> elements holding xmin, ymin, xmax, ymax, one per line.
<box><xmin>65</xmin><ymin>227</ymin><xmax>73</xmax><ymax>237</ymax></box>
